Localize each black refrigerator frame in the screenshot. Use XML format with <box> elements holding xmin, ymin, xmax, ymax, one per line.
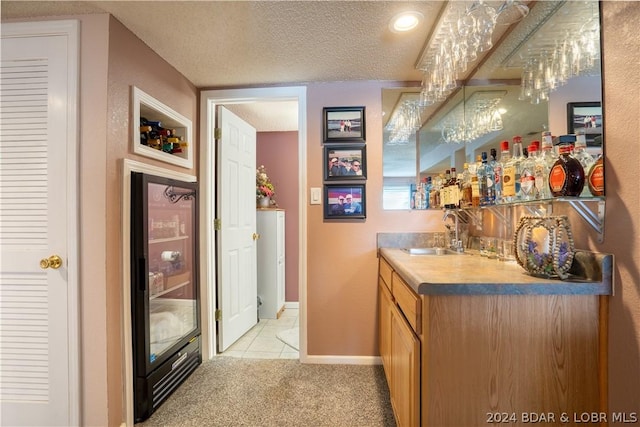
<box><xmin>130</xmin><ymin>171</ymin><xmax>201</xmax><ymax>422</ymax></box>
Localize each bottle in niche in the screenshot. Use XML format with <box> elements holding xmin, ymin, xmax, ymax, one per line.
<box><xmin>549</xmin><ymin>139</ymin><xmax>585</xmax><ymax>197</ymax></box>
<box><xmin>587</xmin><ymin>155</ymin><xmax>605</xmax><ymax>196</ymax></box>
<box><xmin>519</xmin><ymin>143</ymin><xmax>537</xmax><ymax>201</ymax></box>
<box><xmin>573</xmin><ymin>130</ymin><xmax>596</xmax><ymax>196</ymax></box>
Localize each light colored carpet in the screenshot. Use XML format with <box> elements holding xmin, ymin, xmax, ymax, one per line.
<box><xmin>276</xmin><ymin>327</ymin><xmax>299</xmax><ymax>351</ymax></box>
<box><xmin>137</xmin><ymin>357</ymin><xmax>395</xmax><ymax>427</ymax></box>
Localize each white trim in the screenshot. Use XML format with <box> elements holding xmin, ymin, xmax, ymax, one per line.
<box><xmin>284</xmin><ymin>301</ymin><xmax>300</xmax><ymax>310</ymax></box>
<box><xmin>121</xmin><ymin>159</ymin><xmax>196</xmax><ymax>427</ymax></box>
<box><xmin>304</xmin><ymin>355</ymin><xmax>382</xmax><ymax>365</ymax></box>
<box><xmin>131</xmin><ymin>86</ymin><xmax>194</xmax><ymax>169</ymax></box>
<box><xmin>199</xmin><ymin>86</ymin><xmax>307</xmax><ymax>362</ymax></box>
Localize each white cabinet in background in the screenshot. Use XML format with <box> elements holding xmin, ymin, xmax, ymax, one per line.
<box><xmin>256</xmin><ymin>209</ymin><xmax>285</xmax><ymax>319</ymax></box>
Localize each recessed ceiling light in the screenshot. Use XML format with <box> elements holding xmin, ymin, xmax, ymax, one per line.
<box><xmin>389</xmin><ymin>11</ymin><xmax>423</xmax><ymax>33</ymax></box>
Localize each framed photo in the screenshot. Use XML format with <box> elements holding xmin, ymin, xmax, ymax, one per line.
<box><xmin>324</xmin><ymin>184</ymin><xmax>366</xmax><ymax>220</ymax></box>
<box><xmin>324</xmin><ymin>144</ymin><xmax>367</xmax><ymax>181</ymax></box>
<box><xmin>323</xmin><ymin>106</ymin><xmax>366</xmax><ymax>143</ymax></box>
<box><xmin>567</xmin><ymin>102</ymin><xmax>602</xmax><ymax>146</ymax></box>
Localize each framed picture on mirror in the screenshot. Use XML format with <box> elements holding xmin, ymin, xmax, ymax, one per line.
<box><xmin>567</xmin><ymin>102</ymin><xmax>602</xmax><ymax>146</ymax></box>
<box><xmin>323</xmin><ymin>184</ymin><xmax>366</xmax><ymax>220</ymax></box>
<box><xmin>323</xmin><ymin>106</ymin><xmax>366</xmax><ymax>143</ymax></box>
<box><xmin>324</xmin><ymin>144</ymin><xmax>366</xmax><ymax>181</ymax></box>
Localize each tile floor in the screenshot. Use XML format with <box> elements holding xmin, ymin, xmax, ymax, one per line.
<box><xmin>220</xmin><ymin>308</ymin><xmax>299</xmax><ymax>359</ymax></box>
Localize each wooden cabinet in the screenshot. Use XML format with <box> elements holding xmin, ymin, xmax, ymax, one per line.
<box><xmin>378</xmin><ymin>253</ymin><xmax>607</xmax><ymax>427</ymax></box>
<box><xmin>257</xmin><ymin>209</ymin><xmax>285</xmax><ymax>319</ymax></box>
<box><xmin>379</xmin><ymin>257</ymin><xmax>420</xmax><ymax>427</ymax></box>
<box><xmin>390</xmin><ymin>300</ymin><xmax>420</xmax><ymax>427</ymax></box>
<box><xmin>379</xmin><ymin>280</ymin><xmax>392</xmax><ymax>384</ymax></box>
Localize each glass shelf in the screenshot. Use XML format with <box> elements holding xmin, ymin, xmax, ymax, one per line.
<box><xmin>450</xmin><ymin>197</ymin><xmax>606</xmax><ymax>243</ymax></box>
<box><xmin>149</xmin><ymin>235</ymin><xmax>189</xmax><ymax>244</ymax></box>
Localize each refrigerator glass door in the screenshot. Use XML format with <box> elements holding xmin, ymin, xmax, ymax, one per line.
<box><xmin>146</xmin><ymin>181</ymin><xmax>198</xmax><ymax>362</ymax></box>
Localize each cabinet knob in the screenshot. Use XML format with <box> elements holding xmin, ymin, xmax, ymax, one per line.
<box><xmin>253</xmin><ymin>233</ymin><xmax>261</xmax><ymax>240</ymax></box>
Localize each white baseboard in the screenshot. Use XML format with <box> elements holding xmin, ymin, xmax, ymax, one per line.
<box><xmin>284</xmin><ymin>301</ymin><xmax>299</xmax><ymax>309</ymax></box>
<box><xmin>301</xmin><ymin>355</ymin><xmax>382</xmax><ymax>365</ymax></box>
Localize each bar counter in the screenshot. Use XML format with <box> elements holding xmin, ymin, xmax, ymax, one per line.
<box><xmin>378</xmin><ymin>247</ymin><xmax>613</xmax><ymax>296</ymax></box>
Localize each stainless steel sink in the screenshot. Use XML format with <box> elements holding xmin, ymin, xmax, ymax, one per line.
<box><xmin>402</xmin><ymin>247</ymin><xmax>456</xmax><ymax>256</ymax></box>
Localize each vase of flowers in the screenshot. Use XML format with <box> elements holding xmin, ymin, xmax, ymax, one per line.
<box><xmin>256</xmin><ymin>165</ymin><xmax>275</xmax><ymax>208</ymax></box>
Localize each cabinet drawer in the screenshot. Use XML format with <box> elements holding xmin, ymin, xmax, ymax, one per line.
<box><xmin>392</xmin><ymin>272</ymin><xmax>421</xmax><ymax>335</ymax></box>
<box><xmin>379</xmin><ymin>256</ymin><xmax>393</xmax><ymax>292</ymax></box>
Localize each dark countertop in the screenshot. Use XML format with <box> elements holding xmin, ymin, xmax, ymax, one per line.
<box><xmin>379</xmin><ymin>248</ymin><xmax>613</xmax><ymax>296</ymax></box>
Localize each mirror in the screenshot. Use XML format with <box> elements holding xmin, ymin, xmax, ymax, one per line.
<box><xmin>382</xmin><ymin>0</ymin><xmax>602</xmax><ymax>210</ymax></box>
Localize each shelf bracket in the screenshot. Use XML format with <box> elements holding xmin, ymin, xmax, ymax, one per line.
<box><xmin>567</xmin><ymin>199</ymin><xmax>606</xmax><ymax>243</ymax></box>
<box><xmin>459</xmin><ymin>209</ymin><xmax>483</xmax><ymax>230</ymax></box>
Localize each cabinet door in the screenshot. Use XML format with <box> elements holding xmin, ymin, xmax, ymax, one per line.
<box><xmin>276</xmin><ymin>211</ymin><xmax>285</xmax><ymax>310</ymax></box>
<box><xmin>390</xmin><ymin>303</ymin><xmax>420</xmax><ymax>427</ymax></box>
<box><xmin>379</xmin><ymin>280</ymin><xmax>393</xmax><ymax>384</ymax></box>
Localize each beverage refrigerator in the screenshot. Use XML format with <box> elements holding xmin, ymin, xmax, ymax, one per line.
<box><xmin>130</xmin><ymin>172</ymin><xmax>201</xmax><ymax>422</ymax></box>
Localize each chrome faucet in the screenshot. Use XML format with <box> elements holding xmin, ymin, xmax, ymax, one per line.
<box><xmin>442</xmin><ymin>209</ymin><xmax>462</xmax><ymax>252</ymax></box>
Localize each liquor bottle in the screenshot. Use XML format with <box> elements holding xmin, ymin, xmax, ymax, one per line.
<box><xmin>441</xmin><ymin>170</ymin><xmax>451</xmax><ymax>209</ymax></box>
<box><xmin>471</xmin><ymin>155</ymin><xmax>481</xmax><ymax>207</ymax></box>
<box><xmin>477</xmin><ymin>152</ymin><xmax>488</xmax><ymax>206</ymax></box>
<box><xmin>457</xmin><ymin>171</ymin><xmax>465</xmax><ymax>208</ymax></box>
<box><xmin>410</xmin><ymin>184</ymin><xmax>417</xmax><ymax>209</ymax></box>
<box><xmin>495</xmin><ymin>142</ymin><xmax>509</xmax><ymax>204</ymax></box>
<box><xmin>413</xmin><ymin>181</ymin><xmax>422</xmax><ymax>210</ymax></box>
<box><xmin>572</xmin><ymin>130</ymin><xmax>595</xmax><ymax>196</ymax></box>
<box><xmin>512</xmin><ymin>136</ymin><xmax>525</xmax><ymax>198</ymax></box>
<box><xmin>587</xmin><ymin>155</ymin><xmax>605</xmax><ymax>196</ymax></box>
<box><xmin>484</xmin><ymin>150</ymin><xmax>496</xmax><ymax>205</ymax></box>
<box><xmin>448</xmin><ymin>167</ymin><xmax>459</xmax><ymax>208</ymax></box>
<box><xmin>461</xmin><ymin>163</ymin><xmax>472</xmax><ymax>208</ymax></box>
<box><xmin>424</xmin><ymin>177</ymin><xmax>432</xmax><ymax>209</ymax></box>
<box><xmin>430</xmin><ymin>175</ymin><xmax>440</xmax><ymax>209</ymax></box>
<box><xmin>549</xmin><ymin>139</ymin><xmax>585</xmax><ymax>197</ymax></box>
<box><xmin>501</xmin><ymin>138</ymin><xmax>520</xmax><ymax>203</ymax></box>
<box><xmin>519</xmin><ymin>143</ymin><xmax>537</xmax><ymax>200</ymax></box>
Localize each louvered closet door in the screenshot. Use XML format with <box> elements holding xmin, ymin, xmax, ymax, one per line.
<box><xmin>0</xmin><ymin>21</ymin><xmax>78</xmax><ymax>426</ymax></box>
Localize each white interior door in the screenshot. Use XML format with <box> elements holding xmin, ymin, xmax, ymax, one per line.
<box><xmin>216</xmin><ymin>106</ymin><xmax>258</xmax><ymax>351</ymax></box>
<box><xmin>0</xmin><ymin>21</ymin><xmax>79</xmax><ymax>426</ymax></box>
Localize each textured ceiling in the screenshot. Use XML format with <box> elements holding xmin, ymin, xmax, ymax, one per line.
<box><xmin>1</xmin><ymin>0</ymin><xmax>447</xmax><ymax>131</ymax></box>
<box><xmin>1</xmin><ymin>1</ymin><xmax>443</xmax><ymax>87</ymax></box>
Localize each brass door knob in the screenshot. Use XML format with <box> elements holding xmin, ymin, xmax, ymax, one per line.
<box><xmin>253</xmin><ymin>233</ymin><xmax>261</xmax><ymax>240</ymax></box>
<box><xmin>40</xmin><ymin>255</ymin><xmax>63</xmax><ymax>269</ymax></box>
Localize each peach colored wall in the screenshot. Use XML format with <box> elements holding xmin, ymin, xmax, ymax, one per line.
<box><xmin>77</xmin><ymin>15</ymin><xmax>111</xmax><ymax>427</ymax></box>
<box><xmin>601</xmin><ymin>2</ymin><xmax>640</xmax><ymax>418</ymax></box>
<box><xmin>106</xmin><ymin>17</ymin><xmax>198</xmax><ymax>426</ymax></box>
<box><xmin>257</xmin><ymin>131</ymin><xmax>300</xmax><ymax>301</ymax></box>
<box><xmin>305</xmin><ymin>81</ymin><xmax>446</xmax><ymax>356</ymax></box>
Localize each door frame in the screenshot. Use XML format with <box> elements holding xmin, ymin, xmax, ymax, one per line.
<box><xmin>199</xmin><ymin>86</ymin><xmax>308</xmax><ymax>361</ymax></box>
